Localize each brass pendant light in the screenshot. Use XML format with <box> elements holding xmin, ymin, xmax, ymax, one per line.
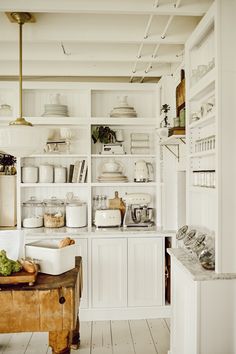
<box><xmin>8</xmin><ymin>12</ymin><xmax>35</xmax><ymax>126</ymax></box>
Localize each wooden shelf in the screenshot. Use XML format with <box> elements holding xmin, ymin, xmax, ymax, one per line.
<box><xmin>189</xmin><ymin>112</ymin><xmax>215</xmax><ymax>129</ymax></box>
<box><xmin>160</xmin><ymin>135</ymin><xmax>186</xmax><ymax>145</ymax></box>
<box><xmin>91</xmin><ymin>154</ymin><xmax>156</xmax><ymax>158</ymax></box>
<box><xmin>189</xmin><ymin>150</ymin><xmax>215</xmax><ymax>158</ymax></box>
<box><xmin>91</xmin><ymin>117</ymin><xmax>157</xmax><ymax>126</ymax></box>
<box><xmin>30</xmin><ymin>154</ymin><xmax>88</xmax><ymax>158</ymax></box>
<box><xmin>189</xmin><ymin>186</ymin><xmax>216</xmax><ymax>193</ymax></box>
<box><xmin>189</xmin><ymin>68</ymin><xmax>215</xmax><ymax>101</ymax></box>
<box><xmin>22</xmin><ymin>117</ymin><xmax>90</xmax><ymax>125</ymax></box>
<box><xmin>20</xmin><ymin>183</ymin><xmax>88</xmax><ymax>187</ymax></box>
<box><xmin>91</xmin><ymin>182</ymin><xmax>157</xmax><ymax>187</ymax></box>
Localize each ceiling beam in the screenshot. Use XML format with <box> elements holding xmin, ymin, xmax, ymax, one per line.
<box><xmin>0</xmin><ymin>0</ymin><xmax>212</xmax><ymax>16</ymax></box>
<box><xmin>0</xmin><ymin>36</ymin><xmax>188</xmax><ymax>45</ymax></box>
<box><xmin>0</xmin><ymin>60</ymin><xmax>171</xmax><ymax>77</ymax></box>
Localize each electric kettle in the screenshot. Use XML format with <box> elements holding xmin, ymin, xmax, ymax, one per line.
<box><xmin>134</xmin><ymin>160</ymin><xmax>154</xmax><ymax>182</ymax></box>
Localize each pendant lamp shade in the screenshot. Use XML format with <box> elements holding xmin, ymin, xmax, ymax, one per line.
<box><xmin>0</xmin><ymin>12</ymin><xmax>48</xmax><ymax>157</ymax></box>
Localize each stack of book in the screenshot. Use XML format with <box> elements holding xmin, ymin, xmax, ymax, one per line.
<box><xmin>68</xmin><ymin>160</ymin><xmax>88</xmax><ymax>183</ymax></box>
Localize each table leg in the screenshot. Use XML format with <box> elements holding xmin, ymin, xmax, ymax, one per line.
<box><xmin>70</xmin><ymin>316</ymin><xmax>80</xmax><ymax>350</ymax></box>
<box><xmin>49</xmin><ymin>330</ymin><xmax>71</xmax><ymax>354</ymax></box>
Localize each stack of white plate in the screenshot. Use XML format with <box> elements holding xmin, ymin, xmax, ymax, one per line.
<box><xmin>110</xmin><ymin>105</ymin><xmax>137</xmax><ymax>118</ymax></box>
<box><xmin>42</xmin><ymin>104</ymin><xmax>69</xmax><ymax>117</ymax></box>
<box><xmin>97</xmin><ymin>171</ymin><xmax>128</xmax><ymax>182</ymax></box>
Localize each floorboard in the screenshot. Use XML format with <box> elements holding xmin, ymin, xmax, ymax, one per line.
<box><xmin>24</xmin><ymin>332</ymin><xmax>48</xmax><ymax>354</ymax></box>
<box><xmin>148</xmin><ymin>319</ymin><xmax>170</xmax><ymax>354</ymax></box>
<box><xmin>91</xmin><ymin>321</ymin><xmax>113</xmax><ymax>354</ymax></box>
<box><xmin>129</xmin><ymin>320</ymin><xmax>157</xmax><ymax>354</ymax></box>
<box><xmin>0</xmin><ymin>318</ymin><xmax>170</xmax><ymax>354</ymax></box>
<box><xmin>111</xmin><ymin>320</ymin><xmax>135</xmax><ymax>354</ymax></box>
<box><xmin>0</xmin><ymin>334</ymin><xmax>12</xmax><ymax>354</ymax></box>
<box><xmin>2</xmin><ymin>333</ymin><xmax>32</xmax><ymax>354</ymax></box>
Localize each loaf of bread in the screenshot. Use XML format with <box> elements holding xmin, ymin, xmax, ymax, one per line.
<box><xmin>59</xmin><ymin>237</ymin><xmax>75</xmax><ymax>248</ymax></box>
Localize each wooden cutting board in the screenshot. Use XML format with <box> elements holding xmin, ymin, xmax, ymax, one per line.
<box><xmin>0</xmin><ymin>269</ymin><xmax>37</xmax><ymax>286</ymax></box>
<box><xmin>108</xmin><ymin>191</ymin><xmax>126</xmax><ymax>220</ymax></box>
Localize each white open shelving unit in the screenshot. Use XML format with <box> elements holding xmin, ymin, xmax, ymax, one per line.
<box><xmin>0</xmin><ymin>82</ymin><xmax>162</xmax><ymax>230</ymax></box>
<box><xmin>0</xmin><ymin>81</ymin><xmax>174</xmax><ymax>319</ymax></box>
<box><xmin>185</xmin><ymin>0</ymin><xmax>236</xmax><ymax>274</ymax></box>
<box><xmin>185</xmin><ymin>2</ymin><xmax>217</xmax><ymax>261</ymax></box>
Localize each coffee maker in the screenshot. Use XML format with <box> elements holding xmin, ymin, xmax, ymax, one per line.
<box><xmin>123</xmin><ymin>193</ymin><xmax>154</xmax><ymax>228</ymax></box>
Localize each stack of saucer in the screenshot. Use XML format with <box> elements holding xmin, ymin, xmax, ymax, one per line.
<box><xmin>42</xmin><ymin>104</ymin><xmax>69</xmax><ymax>117</ymax></box>
<box><xmin>97</xmin><ymin>171</ymin><xmax>128</xmax><ymax>183</ymax></box>
<box><xmin>110</xmin><ymin>106</ymin><xmax>137</xmax><ymax>118</ymax></box>
<box><xmin>110</xmin><ymin>96</ymin><xmax>137</xmax><ymax>118</ymax></box>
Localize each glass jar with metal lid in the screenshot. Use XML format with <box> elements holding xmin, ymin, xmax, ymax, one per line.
<box><xmin>43</xmin><ymin>196</ymin><xmax>65</xmax><ymax>228</ymax></box>
<box><xmin>22</xmin><ymin>196</ymin><xmax>44</xmax><ymax>228</ymax></box>
<box><xmin>66</xmin><ymin>198</ymin><xmax>87</xmax><ymax>228</ymax></box>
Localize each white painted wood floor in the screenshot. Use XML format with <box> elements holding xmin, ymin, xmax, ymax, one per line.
<box><xmin>0</xmin><ymin>319</ymin><xmax>170</xmax><ymax>354</ymax></box>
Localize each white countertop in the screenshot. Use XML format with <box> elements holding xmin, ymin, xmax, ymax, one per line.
<box><xmin>168</xmin><ymin>248</ymin><xmax>236</xmax><ymax>281</ymax></box>
<box><xmin>23</xmin><ymin>226</ymin><xmax>176</xmax><ymax>238</ymax></box>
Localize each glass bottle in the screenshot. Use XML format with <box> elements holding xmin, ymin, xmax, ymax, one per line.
<box><xmin>100</xmin><ymin>195</ymin><xmax>107</xmax><ymax>209</ymax></box>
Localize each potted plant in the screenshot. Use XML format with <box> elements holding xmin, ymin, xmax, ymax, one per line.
<box><xmin>160</xmin><ymin>104</ymin><xmax>170</xmax><ymax>128</ymax></box>
<box><xmin>92</xmin><ymin>126</ymin><xmax>116</xmax><ymax>144</ymax></box>
<box><xmin>0</xmin><ymin>153</ymin><xmax>17</xmax><ymax>175</ymax></box>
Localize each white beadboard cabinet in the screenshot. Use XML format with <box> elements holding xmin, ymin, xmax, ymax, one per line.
<box><xmin>91</xmin><ymin>238</ymin><xmax>127</xmax><ymax>308</ymax></box>
<box><xmin>0</xmin><ymin>175</ymin><xmax>17</xmax><ymax>226</ymax></box>
<box><xmin>170</xmin><ymin>251</ymin><xmax>236</xmax><ymax>354</ymax></box>
<box><xmin>74</xmin><ymin>238</ymin><xmax>88</xmax><ymax>309</ymax></box>
<box><xmin>128</xmin><ymin>237</ymin><xmax>163</xmax><ymax>307</ymax></box>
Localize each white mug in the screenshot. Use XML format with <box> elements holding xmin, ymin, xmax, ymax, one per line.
<box><xmin>39</xmin><ymin>164</ymin><xmax>54</xmax><ymax>183</ymax></box>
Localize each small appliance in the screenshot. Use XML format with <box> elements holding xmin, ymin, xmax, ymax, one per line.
<box><xmin>123</xmin><ymin>193</ymin><xmax>154</xmax><ymax>227</ymax></box>
<box><xmin>102</xmin><ymin>143</ymin><xmax>125</xmax><ymax>154</ymax></box>
<box><xmin>134</xmin><ymin>160</ymin><xmax>154</xmax><ymax>182</ymax></box>
<box><xmin>94</xmin><ymin>209</ymin><xmax>121</xmax><ymax>228</ymax></box>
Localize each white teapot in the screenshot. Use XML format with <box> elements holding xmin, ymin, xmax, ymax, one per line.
<box><xmin>134</xmin><ymin>160</ymin><xmax>154</xmax><ymax>182</ymax></box>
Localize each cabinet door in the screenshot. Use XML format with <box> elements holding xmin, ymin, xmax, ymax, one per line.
<box><xmin>75</xmin><ymin>239</ymin><xmax>88</xmax><ymax>308</ymax></box>
<box><xmin>171</xmin><ymin>259</ymin><xmax>198</xmax><ymax>354</ymax></box>
<box><xmin>92</xmin><ymin>238</ymin><xmax>127</xmax><ymax>308</ymax></box>
<box><xmin>128</xmin><ymin>237</ymin><xmax>163</xmax><ymax>306</ymax></box>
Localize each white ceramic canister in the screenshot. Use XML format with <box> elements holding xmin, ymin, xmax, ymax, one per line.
<box><xmin>22</xmin><ymin>166</ymin><xmax>38</xmax><ymax>183</ymax></box>
<box><xmin>54</xmin><ymin>166</ymin><xmax>67</xmax><ymax>183</ymax></box>
<box><xmin>39</xmin><ymin>164</ymin><xmax>54</xmax><ymax>183</ymax></box>
<box><xmin>66</xmin><ymin>200</ymin><xmax>87</xmax><ymax>228</ymax></box>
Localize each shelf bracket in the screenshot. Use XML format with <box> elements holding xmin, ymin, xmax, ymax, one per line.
<box><xmin>179</xmin><ymin>138</ymin><xmax>186</xmax><ymax>144</ymax></box>
<box><xmin>163</xmin><ymin>144</ymin><xmax>180</xmax><ymax>161</ymax></box>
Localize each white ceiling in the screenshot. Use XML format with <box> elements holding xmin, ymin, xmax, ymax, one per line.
<box><xmin>0</xmin><ymin>0</ymin><xmax>213</xmax><ymax>82</ymax></box>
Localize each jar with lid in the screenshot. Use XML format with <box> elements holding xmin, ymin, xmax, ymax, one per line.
<box><xmin>43</xmin><ymin>196</ymin><xmax>65</xmax><ymax>228</ymax></box>
<box><xmin>66</xmin><ymin>198</ymin><xmax>87</xmax><ymax>228</ymax></box>
<box><xmin>22</xmin><ymin>196</ymin><xmax>44</xmax><ymax>228</ymax></box>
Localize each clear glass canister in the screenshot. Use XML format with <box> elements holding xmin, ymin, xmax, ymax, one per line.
<box><xmin>22</xmin><ymin>196</ymin><xmax>44</xmax><ymax>228</ymax></box>
<box><xmin>43</xmin><ymin>196</ymin><xmax>65</xmax><ymax>228</ymax></box>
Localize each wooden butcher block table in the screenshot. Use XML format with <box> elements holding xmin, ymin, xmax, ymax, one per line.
<box><xmin>0</xmin><ymin>256</ymin><xmax>82</xmax><ymax>354</ymax></box>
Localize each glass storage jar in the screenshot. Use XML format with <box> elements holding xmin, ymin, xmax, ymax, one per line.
<box><xmin>66</xmin><ymin>198</ymin><xmax>87</xmax><ymax>228</ymax></box>
<box><xmin>43</xmin><ymin>196</ymin><xmax>65</xmax><ymax>228</ymax></box>
<box><xmin>22</xmin><ymin>196</ymin><xmax>44</xmax><ymax>228</ymax></box>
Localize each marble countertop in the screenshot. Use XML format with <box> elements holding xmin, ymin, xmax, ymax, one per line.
<box><xmin>22</xmin><ymin>226</ymin><xmax>176</xmax><ymax>238</ymax></box>
<box><xmin>168</xmin><ymin>248</ymin><xmax>236</xmax><ymax>281</ymax></box>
